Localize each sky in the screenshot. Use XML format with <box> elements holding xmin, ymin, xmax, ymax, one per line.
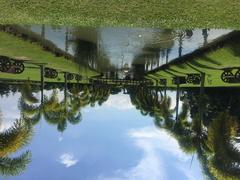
<box><xmin>0</xmin><ymin>91</ymin><xmax>204</xmax><ymax>180</ymax></box>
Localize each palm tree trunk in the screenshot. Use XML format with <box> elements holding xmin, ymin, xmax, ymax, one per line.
<box><xmin>151</xmin><ymin>58</ymin><xmax>153</xmax><ymax>70</ymax></box>
<box><xmin>41</xmin><ymin>24</ymin><xmax>45</xmax><ymax>41</ymax></box>
<box><xmin>202</xmin><ymin>29</ymin><xmax>208</xmax><ymax>46</ymax></box>
<box><xmin>166</xmin><ymin>49</ymin><xmax>170</xmax><ymax>64</ymax></box>
<box><xmin>65</xmin><ymin>27</ymin><xmax>69</xmax><ymax>52</ymax></box>
<box><xmin>178</xmin><ymin>32</ymin><xmax>184</xmax><ymax>57</ymax></box>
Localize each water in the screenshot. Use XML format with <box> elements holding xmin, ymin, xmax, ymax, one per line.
<box><xmin>0</xmin><ymin>25</ymin><xmax>240</xmax><ymax>180</ymax></box>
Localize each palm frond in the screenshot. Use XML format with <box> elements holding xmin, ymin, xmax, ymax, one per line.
<box><xmin>0</xmin><ymin>119</ymin><xmax>33</xmax><ymax>157</ymax></box>
<box><xmin>0</xmin><ymin>151</ymin><xmax>31</xmax><ymax>176</ymax></box>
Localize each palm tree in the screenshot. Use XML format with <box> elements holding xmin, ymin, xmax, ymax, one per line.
<box><xmin>0</xmin><ymin>119</ymin><xmax>33</xmax><ymax>157</ymax></box>
<box><xmin>128</xmin><ymin>86</ymin><xmax>176</xmax><ymax>124</ymax></box>
<box><xmin>202</xmin><ymin>29</ymin><xmax>209</xmax><ymax>46</ymax></box>
<box><xmin>0</xmin><ymin>151</ymin><xmax>31</xmax><ymax>176</ymax></box>
<box><xmin>41</xmin><ymin>24</ymin><xmax>45</xmax><ymax>42</ymax></box>
<box><xmin>65</xmin><ymin>27</ymin><xmax>70</xmax><ymax>53</ymax></box>
<box><xmin>20</xmin><ymin>82</ymin><xmax>39</xmax><ymax>104</ymax></box>
<box><xmin>19</xmin><ymin>81</ymin><xmax>60</xmax><ymax>126</ymax></box>
<box><xmin>205</xmin><ymin>111</ymin><xmax>240</xmax><ymax>179</ymax></box>
<box><xmin>0</xmin><ymin>112</ymin><xmax>33</xmax><ymax>177</ymax></box>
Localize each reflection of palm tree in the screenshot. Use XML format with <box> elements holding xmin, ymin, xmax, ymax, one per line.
<box><xmin>41</xmin><ymin>24</ymin><xmax>45</xmax><ymax>42</ymax></box>
<box><xmin>138</xmin><ymin>29</ymin><xmax>175</xmax><ymax>69</ymax></box>
<box><xmin>202</xmin><ymin>29</ymin><xmax>209</xmax><ymax>46</ymax></box>
<box><xmin>175</xmin><ymin>30</ymin><xmax>193</xmax><ymax>58</ymax></box>
<box><xmin>71</xmin><ymin>28</ymin><xmax>112</xmax><ymax>72</ymax></box>
<box><xmin>0</xmin><ymin>113</ymin><xmax>33</xmax><ymax>176</ymax></box>
<box><xmin>65</xmin><ymin>27</ymin><xmax>69</xmax><ymax>52</ymax></box>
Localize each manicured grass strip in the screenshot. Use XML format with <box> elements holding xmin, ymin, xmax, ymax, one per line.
<box><xmin>0</xmin><ymin>31</ymin><xmax>98</xmax><ymax>82</ymax></box>
<box><xmin>146</xmin><ymin>32</ymin><xmax>240</xmax><ymax>87</ymax></box>
<box><xmin>0</xmin><ymin>0</ymin><xmax>240</xmax><ymax>28</ymax></box>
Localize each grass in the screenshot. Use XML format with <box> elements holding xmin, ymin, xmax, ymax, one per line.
<box><xmin>146</xmin><ymin>31</ymin><xmax>240</xmax><ymax>87</ymax></box>
<box><xmin>0</xmin><ymin>0</ymin><xmax>240</xmax><ymax>28</ymax></box>
<box><xmin>1</xmin><ymin>25</ymin><xmax>74</xmax><ymax>60</ymax></box>
<box><xmin>0</xmin><ymin>31</ymin><xmax>98</xmax><ymax>83</ymax></box>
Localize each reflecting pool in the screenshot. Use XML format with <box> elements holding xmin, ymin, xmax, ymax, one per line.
<box><xmin>0</xmin><ymin>25</ymin><xmax>240</xmax><ymax>180</ymax></box>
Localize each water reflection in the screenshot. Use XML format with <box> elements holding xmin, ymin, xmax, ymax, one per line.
<box><xmin>22</xmin><ymin>25</ymin><xmax>230</xmax><ymax>71</ymax></box>
<box><xmin>0</xmin><ymin>24</ymin><xmax>240</xmax><ymax>179</ymax></box>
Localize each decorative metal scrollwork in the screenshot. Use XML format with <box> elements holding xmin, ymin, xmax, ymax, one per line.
<box><xmin>159</xmin><ymin>79</ymin><xmax>167</xmax><ymax>85</ymax></box>
<box><xmin>0</xmin><ymin>57</ymin><xmax>11</xmax><ymax>72</ymax></box>
<box><xmin>186</xmin><ymin>74</ymin><xmax>201</xmax><ymax>84</ymax></box>
<box><xmin>0</xmin><ymin>57</ymin><xmax>25</xmax><ymax>74</ymax></box>
<box><xmin>234</xmin><ymin>69</ymin><xmax>240</xmax><ymax>80</ymax></box>
<box><xmin>221</xmin><ymin>70</ymin><xmax>234</xmax><ymax>83</ymax></box>
<box><xmin>44</xmin><ymin>68</ymin><xmax>58</xmax><ymax>79</ymax></box>
<box><xmin>172</xmin><ymin>76</ymin><xmax>186</xmax><ymax>85</ymax></box>
<box><xmin>64</xmin><ymin>73</ymin><xmax>74</xmax><ymax>81</ymax></box>
<box><xmin>75</xmin><ymin>74</ymin><xmax>82</xmax><ymax>81</ymax></box>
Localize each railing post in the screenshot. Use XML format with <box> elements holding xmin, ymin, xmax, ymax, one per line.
<box><xmin>64</xmin><ymin>72</ymin><xmax>68</xmax><ymax>100</ymax></box>
<box><xmin>199</xmin><ymin>73</ymin><xmax>205</xmax><ymax>122</ymax></box>
<box><xmin>176</xmin><ymin>77</ymin><xmax>180</xmax><ymax>121</ymax></box>
<box><xmin>40</xmin><ymin>65</ymin><xmax>45</xmax><ymax>104</ymax></box>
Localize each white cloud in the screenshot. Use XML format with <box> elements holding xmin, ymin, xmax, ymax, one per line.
<box><xmin>104</xmin><ymin>94</ymin><xmax>134</xmax><ymax>110</ymax></box>
<box><xmin>98</xmin><ymin>126</ymin><xmax>192</xmax><ymax>180</ymax></box>
<box><xmin>0</xmin><ymin>119</ymin><xmax>15</xmax><ymax>132</ymax></box>
<box><xmin>59</xmin><ymin>153</ymin><xmax>78</xmax><ymax>168</ymax></box>
<box><xmin>128</xmin><ymin>127</ymin><xmax>189</xmax><ymax>161</ymax></box>
<box><xmin>98</xmin><ymin>145</ymin><xmax>164</xmax><ymax>180</ymax></box>
<box><xmin>0</xmin><ymin>110</ymin><xmax>18</xmax><ymax>133</ymax></box>
<box><xmin>0</xmin><ymin>92</ymin><xmax>21</xmax><ymax>132</ymax></box>
<box><xmin>58</xmin><ymin>136</ymin><xmax>63</xmax><ymax>142</ymax></box>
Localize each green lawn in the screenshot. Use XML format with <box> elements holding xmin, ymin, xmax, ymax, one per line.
<box><xmin>0</xmin><ymin>31</ymin><xmax>98</xmax><ymax>82</ymax></box>
<box><xmin>0</xmin><ymin>0</ymin><xmax>240</xmax><ymax>28</ymax></box>
<box><xmin>146</xmin><ymin>31</ymin><xmax>240</xmax><ymax>87</ymax></box>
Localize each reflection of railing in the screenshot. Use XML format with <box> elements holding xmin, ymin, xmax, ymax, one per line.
<box><xmin>220</xmin><ymin>67</ymin><xmax>240</xmax><ymax>83</ymax></box>
<box><xmin>0</xmin><ymin>56</ymin><xmax>25</xmax><ymax>74</ymax></box>
<box><xmin>90</xmin><ymin>78</ymin><xmax>153</xmax><ymax>86</ymax></box>
<box><xmin>172</xmin><ymin>74</ymin><xmax>201</xmax><ymax>85</ymax></box>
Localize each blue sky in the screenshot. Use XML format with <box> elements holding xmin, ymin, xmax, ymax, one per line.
<box><xmin>0</xmin><ymin>91</ymin><xmax>204</xmax><ymax>180</ymax></box>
